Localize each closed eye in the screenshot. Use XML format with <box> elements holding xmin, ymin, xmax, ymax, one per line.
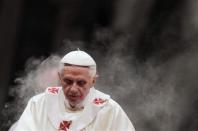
<box><xmin>77</xmin><ymin>80</ymin><xmax>86</xmax><ymax>87</ymax></box>
<box><xmin>63</xmin><ymin>78</ymin><xmax>73</xmax><ymax>85</ymax></box>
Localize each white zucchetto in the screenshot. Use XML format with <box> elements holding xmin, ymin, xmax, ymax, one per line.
<box><xmin>61</xmin><ymin>50</ymin><xmax>96</xmax><ymax>67</ymax></box>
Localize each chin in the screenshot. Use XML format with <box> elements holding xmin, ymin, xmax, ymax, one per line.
<box><xmin>69</xmin><ymin>100</ymin><xmax>78</xmax><ymax>106</ymax></box>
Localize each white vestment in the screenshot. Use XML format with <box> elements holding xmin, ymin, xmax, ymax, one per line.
<box><xmin>12</xmin><ymin>87</ymin><xmax>135</xmax><ymax>131</ymax></box>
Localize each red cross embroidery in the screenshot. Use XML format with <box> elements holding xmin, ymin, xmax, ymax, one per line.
<box><xmin>93</xmin><ymin>98</ymin><xmax>106</xmax><ymax>105</ymax></box>
<box><xmin>48</xmin><ymin>87</ymin><xmax>59</xmax><ymax>94</ymax></box>
<box><xmin>59</xmin><ymin>120</ymin><xmax>72</xmax><ymax>131</ymax></box>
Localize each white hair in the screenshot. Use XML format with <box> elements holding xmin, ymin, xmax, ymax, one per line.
<box><xmin>58</xmin><ymin>62</ymin><xmax>97</xmax><ymax>77</ymax></box>
<box><xmin>89</xmin><ymin>65</ymin><xmax>97</xmax><ymax>77</ymax></box>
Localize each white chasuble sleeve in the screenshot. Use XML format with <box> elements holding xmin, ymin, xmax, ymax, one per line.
<box><xmin>13</xmin><ymin>93</ymin><xmax>51</xmax><ymax>131</ymax></box>
<box><xmin>14</xmin><ymin>98</ymin><xmax>38</xmax><ymax>131</ymax></box>
<box><xmin>87</xmin><ymin>99</ymin><xmax>135</xmax><ymax>131</ymax></box>
<box><xmin>109</xmin><ymin>101</ymin><xmax>135</xmax><ymax>131</ymax></box>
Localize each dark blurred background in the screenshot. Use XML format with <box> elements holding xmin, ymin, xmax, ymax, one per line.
<box><xmin>0</xmin><ymin>0</ymin><xmax>198</xmax><ymax>130</ymax></box>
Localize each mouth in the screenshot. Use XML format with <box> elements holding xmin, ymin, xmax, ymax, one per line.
<box><xmin>68</xmin><ymin>95</ymin><xmax>79</xmax><ymax>101</ymax></box>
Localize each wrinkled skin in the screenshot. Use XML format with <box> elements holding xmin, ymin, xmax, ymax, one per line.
<box><xmin>58</xmin><ymin>65</ymin><xmax>97</xmax><ymax>107</ymax></box>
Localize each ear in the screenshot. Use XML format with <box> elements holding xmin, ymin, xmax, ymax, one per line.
<box><xmin>92</xmin><ymin>74</ymin><xmax>99</xmax><ymax>84</ymax></box>
<box><xmin>58</xmin><ymin>72</ymin><xmax>61</xmax><ymax>81</ymax></box>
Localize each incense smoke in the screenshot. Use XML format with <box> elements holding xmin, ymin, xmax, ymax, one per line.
<box><xmin>3</xmin><ymin>33</ymin><xmax>198</xmax><ymax>131</ymax></box>
<box><xmin>1</xmin><ymin>0</ymin><xmax>198</xmax><ymax>131</ymax></box>
<box><xmin>0</xmin><ymin>55</ymin><xmax>61</xmax><ymax>130</ymax></box>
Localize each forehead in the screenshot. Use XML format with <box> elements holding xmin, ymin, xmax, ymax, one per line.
<box><xmin>61</xmin><ymin>65</ymin><xmax>90</xmax><ymax>77</ymax></box>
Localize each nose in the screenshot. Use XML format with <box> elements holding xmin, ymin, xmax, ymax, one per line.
<box><xmin>69</xmin><ymin>83</ymin><xmax>78</xmax><ymax>93</ymax></box>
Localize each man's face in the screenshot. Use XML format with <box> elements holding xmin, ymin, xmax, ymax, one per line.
<box><xmin>58</xmin><ymin>65</ymin><xmax>96</xmax><ymax>107</ymax></box>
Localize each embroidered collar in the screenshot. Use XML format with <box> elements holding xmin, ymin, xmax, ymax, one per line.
<box><xmin>45</xmin><ymin>86</ymin><xmax>110</xmax><ymax>131</ymax></box>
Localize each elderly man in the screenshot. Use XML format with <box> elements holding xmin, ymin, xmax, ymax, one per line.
<box><xmin>12</xmin><ymin>50</ymin><xmax>135</xmax><ymax>131</ymax></box>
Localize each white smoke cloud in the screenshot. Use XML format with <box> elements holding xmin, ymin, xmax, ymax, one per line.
<box><xmin>0</xmin><ymin>55</ymin><xmax>62</xmax><ymax>130</ymax></box>
<box><xmin>2</xmin><ymin>32</ymin><xmax>198</xmax><ymax>131</ymax></box>
<box><xmin>2</xmin><ymin>1</ymin><xmax>198</xmax><ymax>131</ymax></box>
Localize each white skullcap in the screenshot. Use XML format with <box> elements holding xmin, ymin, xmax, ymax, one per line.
<box><xmin>61</xmin><ymin>50</ymin><xmax>96</xmax><ymax>67</ymax></box>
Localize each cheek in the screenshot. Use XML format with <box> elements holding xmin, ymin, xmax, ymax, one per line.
<box><xmin>63</xmin><ymin>86</ymin><xmax>70</xmax><ymax>95</ymax></box>
<box><xmin>80</xmin><ymin>87</ymin><xmax>90</xmax><ymax>97</ymax></box>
